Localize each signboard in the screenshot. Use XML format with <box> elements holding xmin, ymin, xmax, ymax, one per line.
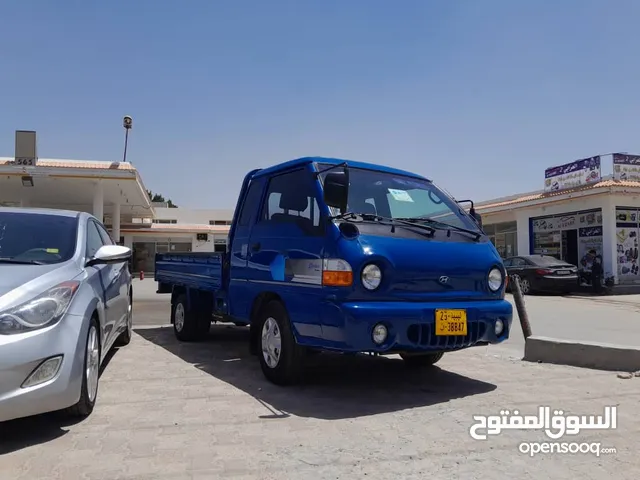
<box><xmin>531</xmin><ymin>209</ymin><xmax>602</xmax><ymax>233</ymax></box>
<box><xmin>544</xmin><ymin>156</ymin><xmax>601</xmax><ymax>192</ymax></box>
<box><xmin>613</xmin><ymin>153</ymin><xmax>640</xmax><ymax>182</ymax></box>
<box><xmin>14</xmin><ymin>130</ymin><xmax>37</xmax><ymax>167</ymax></box>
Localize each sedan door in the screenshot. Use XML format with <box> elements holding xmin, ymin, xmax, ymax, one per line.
<box><xmin>95</xmin><ymin>221</ymin><xmax>130</xmax><ymax>336</ymax></box>
<box><xmin>84</xmin><ymin>220</ymin><xmax>118</xmax><ymax>350</ymax></box>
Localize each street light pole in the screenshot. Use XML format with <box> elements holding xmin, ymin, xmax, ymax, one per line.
<box><xmin>122</xmin><ymin>115</ymin><xmax>133</xmax><ymax>163</ymax></box>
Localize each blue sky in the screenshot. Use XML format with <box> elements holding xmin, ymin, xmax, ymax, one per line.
<box><xmin>2</xmin><ymin>1</ymin><xmax>640</xmax><ymax>209</ymax></box>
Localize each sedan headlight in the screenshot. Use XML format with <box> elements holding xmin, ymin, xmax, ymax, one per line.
<box><xmin>0</xmin><ymin>281</ymin><xmax>80</xmax><ymax>335</ymax></box>
<box><xmin>487</xmin><ymin>267</ymin><xmax>503</xmax><ymax>292</ymax></box>
<box><xmin>361</xmin><ymin>264</ymin><xmax>382</xmax><ymax>290</ymax></box>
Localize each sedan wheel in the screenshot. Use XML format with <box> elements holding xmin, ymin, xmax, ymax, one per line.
<box><xmin>519</xmin><ymin>278</ymin><xmax>531</xmax><ymax>294</ymax></box>
<box><xmin>86</xmin><ymin>325</ymin><xmax>100</xmax><ymax>402</ymax></box>
<box><xmin>66</xmin><ymin>318</ymin><xmax>101</xmax><ymax>418</ymax></box>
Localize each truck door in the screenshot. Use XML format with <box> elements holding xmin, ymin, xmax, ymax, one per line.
<box><xmin>228</xmin><ymin>178</ymin><xmax>265</xmax><ymax>320</ymax></box>
<box><xmin>246</xmin><ymin>166</ymin><xmax>326</xmax><ymax>341</ymax></box>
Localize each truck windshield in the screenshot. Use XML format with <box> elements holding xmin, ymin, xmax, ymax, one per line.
<box><xmin>318</xmin><ymin>164</ymin><xmax>479</xmax><ymax>232</ymax></box>
<box><xmin>0</xmin><ymin>212</ymin><xmax>78</xmax><ymax>265</ymax></box>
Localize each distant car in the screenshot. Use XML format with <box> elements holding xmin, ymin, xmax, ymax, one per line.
<box><xmin>0</xmin><ymin>207</ymin><xmax>133</xmax><ymax>423</ymax></box>
<box><xmin>503</xmin><ymin>255</ymin><xmax>578</xmax><ymax>294</ymax></box>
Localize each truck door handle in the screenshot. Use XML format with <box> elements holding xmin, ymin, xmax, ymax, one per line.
<box><xmin>251</xmin><ymin>242</ymin><xmax>261</xmax><ymax>252</ymax></box>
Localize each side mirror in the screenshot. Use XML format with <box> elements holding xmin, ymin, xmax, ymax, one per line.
<box><xmin>86</xmin><ymin>245</ymin><xmax>132</xmax><ymax>267</ymax></box>
<box><xmin>323</xmin><ymin>169</ymin><xmax>349</xmax><ymax>213</ymax></box>
<box><xmin>456</xmin><ymin>199</ymin><xmax>482</xmax><ymax>228</ymax></box>
<box><xmin>471</xmin><ymin>208</ymin><xmax>483</xmax><ymax>228</ymax></box>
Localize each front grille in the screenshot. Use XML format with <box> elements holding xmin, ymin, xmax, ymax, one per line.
<box><xmin>406</xmin><ymin>321</ymin><xmax>486</xmax><ymax>349</ymax></box>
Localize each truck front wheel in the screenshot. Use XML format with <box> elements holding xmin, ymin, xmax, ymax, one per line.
<box><xmin>400</xmin><ymin>352</ymin><xmax>444</xmax><ymax>368</ymax></box>
<box><xmin>172</xmin><ymin>294</ymin><xmax>209</xmax><ymax>342</ymax></box>
<box><xmin>257</xmin><ymin>301</ymin><xmax>304</xmax><ymax>385</ymax></box>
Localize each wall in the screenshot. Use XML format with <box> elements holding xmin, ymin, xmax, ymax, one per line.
<box><xmin>480</xmin><ymin>210</ymin><xmax>516</xmax><ymax>226</ymax></box>
<box><xmin>154</xmin><ymin>207</ymin><xmax>234</xmax><ymax>224</ymax></box>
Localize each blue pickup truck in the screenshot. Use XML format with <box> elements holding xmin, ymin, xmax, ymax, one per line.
<box><xmin>155</xmin><ymin>157</ymin><xmax>512</xmax><ymax>385</ymax></box>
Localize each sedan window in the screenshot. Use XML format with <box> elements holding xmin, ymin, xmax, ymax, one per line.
<box><xmin>0</xmin><ymin>212</ymin><xmax>78</xmax><ymax>264</ymax></box>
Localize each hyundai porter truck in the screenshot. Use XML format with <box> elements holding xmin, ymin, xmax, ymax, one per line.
<box><xmin>155</xmin><ymin>157</ymin><xmax>513</xmax><ymax>385</ymax></box>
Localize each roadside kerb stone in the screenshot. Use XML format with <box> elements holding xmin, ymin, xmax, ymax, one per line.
<box><xmin>524</xmin><ymin>335</ymin><xmax>640</xmax><ymax>372</ymax></box>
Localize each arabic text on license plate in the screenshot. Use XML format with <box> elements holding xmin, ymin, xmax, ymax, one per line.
<box><xmin>435</xmin><ymin>309</ymin><xmax>468</xmax><ymax>336</ymax></box>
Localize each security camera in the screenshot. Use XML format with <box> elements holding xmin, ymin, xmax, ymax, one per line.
<box><xmin>123</xmin><ymin>115</ymin><xmax>133</xmax><ymax>129</ymax></box>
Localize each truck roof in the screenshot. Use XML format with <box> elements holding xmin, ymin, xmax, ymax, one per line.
<box><xmin>252</xmin><ymin>156</ymin><xmax>430</xmax><ymax>181</ymax></box>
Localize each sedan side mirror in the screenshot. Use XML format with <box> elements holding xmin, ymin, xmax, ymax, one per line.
<box><xmin>323</xmin><ymin>168</ymin><xmax>349</xmax><ymax>214</ymax></box>
<box><xmin>86</xmin><ymin>245</ymin><xmax>132</xmax><ymax>267</ymax></box>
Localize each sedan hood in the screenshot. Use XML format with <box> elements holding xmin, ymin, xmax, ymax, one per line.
<box><xmin>0</xmin><ymin>262</ymin><xmax>81</xmax><ymax>309</ymax></box>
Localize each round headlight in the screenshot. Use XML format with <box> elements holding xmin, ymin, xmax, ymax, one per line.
<box><xmin>362</xmin><ymin>264</ymin><xmax>382</xmax><ymax>290</ymax></box>
<box><xmin>488</xmin><ymin>267</ymin><xmax>503</xmax><ymax>292</ymax></box>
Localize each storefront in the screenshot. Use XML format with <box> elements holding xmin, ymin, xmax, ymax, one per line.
<box><xmin>615</xmin><ymin>207</ymin><xmax>639</xmax><ymax>282</ymax></box>
<box><xmin>483</xmin><ymin>221</ymin><xmax>518</xmax><ymax>258</ymax></box>
<box><xmin>530</xmin><ymin>208</ymin><xmax>603</xmax><ymax>267</ymax></box>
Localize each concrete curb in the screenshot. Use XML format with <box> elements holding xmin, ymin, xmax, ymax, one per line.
<box><xmin>524</xmin><ymin>335</ymin><xmax>640</xmax><ymax>372</ymax></box>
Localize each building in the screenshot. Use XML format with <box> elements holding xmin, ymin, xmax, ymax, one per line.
<box><xmin>124</xmin><ymin>206</ymin><xmax>233</xmax><ymax>273</ymax></box>
<box><xmin>477</xmin><ymin>154</ymin><xmax>640</xmax><ymax>285</ymax></box>
<box><xmin>0</xmin><ymin>156</ymin><xmax>233</xmax><ymax>273</ymax></box>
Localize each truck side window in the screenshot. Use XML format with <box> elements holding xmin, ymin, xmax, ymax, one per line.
<box><xmin>238</xmin><ymin>182</ymin><xmax>263</xmax><ymax>226</ymax></box>
<box><xmin>262</xmin><ymin>169</ymin><xmax>323</xmax><ymax>236</ymax></box>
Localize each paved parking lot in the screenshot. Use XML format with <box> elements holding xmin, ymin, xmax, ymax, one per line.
<box><xmin>1</xmin><ymin>282</ymin><xmax>639</xmax><ymax>479</ymax></box>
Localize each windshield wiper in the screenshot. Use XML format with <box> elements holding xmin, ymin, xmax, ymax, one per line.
<box><xmin>398</xmin><ymin>217</ymin><xmax>482</xmax><ymax>241</ymax></box>
<box><xmin>330</xmin><ymin>212</ymin><xmax>436</xmax><ymax>237</ymax></box>
<box><xmin>0</xmin><ymin>258</ymin><xmax>46</xmax><ymax>265</ymax></box>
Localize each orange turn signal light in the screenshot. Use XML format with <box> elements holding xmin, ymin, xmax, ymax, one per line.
<box><xmin>322</xmin><ymin>270</ymin><xmax>353</xmax><ymax>287</ymax></box>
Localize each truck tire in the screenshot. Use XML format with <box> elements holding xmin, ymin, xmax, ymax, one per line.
<box><xmin>172</xmin><ymin>294</ymin><xmax>209</xmax><ymax>342</ymax></box>
<box><xmin>257</xmin><ymin>300</ymin><xmax>304</xmax><ymax>385</ymax></box>
<box><xmin>400</xmin><ymin>352</ymin><xmax>444</xmax><ymax>368</ymax></box>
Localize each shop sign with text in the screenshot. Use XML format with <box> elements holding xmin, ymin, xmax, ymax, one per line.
<box><xmin>532</xmin><ymin>211</ymin><xmax>602</xmax><ymax>233</ymax></box>
<box><xmin>613</xmin><ymin>153</ymin><xmax>640</xmax><ymax>182</ymax></box>
<box><xmin>544</xmin><ymin>156</ymin><xmax>601</xmax><ymax>192</ymax></box>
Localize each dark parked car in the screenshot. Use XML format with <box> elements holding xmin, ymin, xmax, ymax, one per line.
<box><xmin>503</xmin><ymin>255</ymin><xmax>578</xmax><ymax>294</ymax></box>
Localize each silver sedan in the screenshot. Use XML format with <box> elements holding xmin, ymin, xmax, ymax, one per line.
<box><xmin>0</xmin><ymin>207</ymin><xmax>133</xmax><ymax>422</ymax></box>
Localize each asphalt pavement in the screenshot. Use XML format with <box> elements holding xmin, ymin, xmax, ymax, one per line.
<box><xmin>2</xmin><ymin>280</ymin><xmax>639</xmax><ymax>479</ymax></box>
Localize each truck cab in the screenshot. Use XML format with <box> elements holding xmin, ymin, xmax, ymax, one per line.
<box><xmin>155</xmin><ymin>157</ymin><xmax>512</xmax><ymax>385</ymax></box>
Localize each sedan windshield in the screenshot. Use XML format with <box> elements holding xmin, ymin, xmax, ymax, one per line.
<box><xmin>0</xmin><ymin>212</ymin><xmax>78</xmax><ymax>265</ymax></box>
<box><xmin>318</xmin><ymin>164</ymin><xmax>480</xmax><ymax>231</ymax></box>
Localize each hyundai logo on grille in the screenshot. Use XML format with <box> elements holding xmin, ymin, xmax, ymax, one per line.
<box><xmin>438</xmin><ymin>276</ymin><xmax>449</xmax><ymax>284</ymax></box>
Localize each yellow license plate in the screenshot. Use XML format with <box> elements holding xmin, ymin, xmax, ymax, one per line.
<box><xmin>435</xmin><ymin>309</ymin><xmax>468</xmax><ymax>336</ymax></box>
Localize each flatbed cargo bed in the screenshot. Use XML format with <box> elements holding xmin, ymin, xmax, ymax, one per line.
<box><xmin>155</xmin><ymin>252</ymin><xmax>224</xmax><ymax>292</ymax></box>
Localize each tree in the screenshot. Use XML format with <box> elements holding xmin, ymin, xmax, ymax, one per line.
<box><xmin>147</xmin><ymin>190</ymin><xmax>178</xmax><ymax>208</ymax></box>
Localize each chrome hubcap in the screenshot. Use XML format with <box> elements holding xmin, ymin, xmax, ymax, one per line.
<box><xmin>520</xmin><ymin>279</ymin><xmax>530</xmax><ymax>293</ymax></box>
<box><xmin>261</xmin><ymin>317</ymin><xmax>282</xmax><ymax>368</ymax></box>
<box><xmin>86</xmin><ymin>325</ymin><xmax>100</xmax><ymax>402</ymax></box>
<box><xmin>127</xmin><ymin>300</ymin><xmax>133</xmax><ymax>333</ymax></box>
<box><xmin>175</xmin><ymin>303</ymin><xmax>185</xmax><ymax>332</ymax></box>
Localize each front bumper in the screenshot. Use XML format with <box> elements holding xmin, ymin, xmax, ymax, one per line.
<box><xmin>314</xmin><ymin>299</ymin><xmax>513</xmax><ymax>353</ymax></box>
<box><xmin>0</xmin><ymin>313</ymin><xmax>86</xmax><ymax>423</ymax></box>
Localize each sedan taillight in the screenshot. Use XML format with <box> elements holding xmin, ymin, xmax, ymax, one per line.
<box><xmin>536</xmin><ymin>268</ymin><xmax>552</xmax><ymax>275</ymax></box>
